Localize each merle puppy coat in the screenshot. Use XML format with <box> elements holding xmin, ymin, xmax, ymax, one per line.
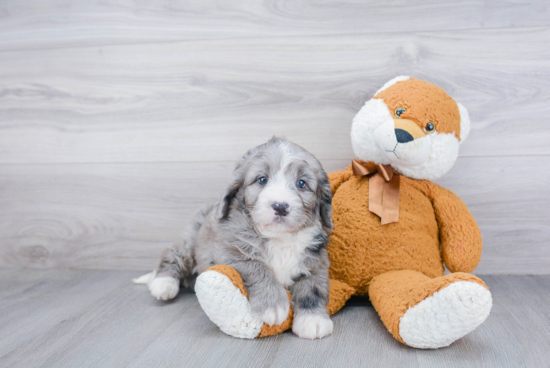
<box><xmin>135</xmin><ymin>137</ymin><xmax>334</xmax><ymax>339</ymax></box>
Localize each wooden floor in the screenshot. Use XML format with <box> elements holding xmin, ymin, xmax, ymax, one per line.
<box><xmin>0</xmin><ymin>269</ymin><xmax>548</xmax><ymax>368</ymax></box>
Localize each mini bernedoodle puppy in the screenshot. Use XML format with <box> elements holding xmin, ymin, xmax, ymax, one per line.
<box><xmin>135</xmin><ymin>137</ymin><xmax>334</xmax><ymax>339</ymax></box>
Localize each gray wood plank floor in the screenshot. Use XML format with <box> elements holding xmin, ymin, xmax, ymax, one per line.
<box><xmin>0</xmin><ymin>269</ymin><xmax>548</xmax><ymax>368</ymax></box>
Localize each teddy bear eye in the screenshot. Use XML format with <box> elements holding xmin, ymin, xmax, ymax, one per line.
<box><xmin>424</xmin><ymin>122</ymin><xmax>435</xmax><ymax>132</ymax></box>
<box><xmin>395</xmin><ymin>107</ymin><xmax>405</xmax><ymax>118</ymax></box>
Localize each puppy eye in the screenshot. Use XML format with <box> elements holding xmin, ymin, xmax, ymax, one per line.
<box><xmin>395</xmin><ymin>107</ymin><xmax>406</xmax><ymax>118</ymax></box>
<box><xmin>424</xmin><ymin>122</ymin><xmax>435</xmax><ymax>133</ymax></box>
<box><xmin>258</xmin><ymin>177</ymin><xmax>268</xmax><ymax>185</ymax></box>
<box><xmin>296</xmin><ymin>180</ymin><xmax>306</xmax><ymax>189</ymax></box>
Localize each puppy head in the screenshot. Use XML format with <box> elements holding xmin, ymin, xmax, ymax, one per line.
<box><xmin>216</xmin><ymin>137</ymin><xmax>332</xmax><ymax>237</ymax></box>
<box><xmin>351</xmin><ymin>76</ymin><xmax>470</xmax><ymax>180</ymax></box>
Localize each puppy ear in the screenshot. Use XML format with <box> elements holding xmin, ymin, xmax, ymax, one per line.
<box><xmin>316</xmin><ymin>171</ymin><xmax>333</xmax><ymax>231</ymax></box>
<box><xmin>216</xmin><ymin>145</ymin><xmax>260</xmax><ymax>220</ymax></box>
<box><xmin>215</xmin><ymin>176</ymin><xmax>241</xmax><ymax>220</ymax></box>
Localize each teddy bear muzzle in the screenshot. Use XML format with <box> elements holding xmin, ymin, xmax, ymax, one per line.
<box><xmin>394</xmin><ymin>119</ymin><xmax>426</xmax><ymax>143</ymax></box>
<box><xmin>373</xmin><ymin>118</ymin><xmax>432</xmax><ymax>167</ymax></box>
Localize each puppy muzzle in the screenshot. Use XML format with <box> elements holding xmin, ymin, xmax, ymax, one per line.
<box><xmin>272</xmin><ymin>202</ymin><xmax>289</xmax><ymax>217</ymax></box>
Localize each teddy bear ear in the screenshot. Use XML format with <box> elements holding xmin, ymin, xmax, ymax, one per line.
<box><xmin>457</xmin><ymin>102</ymin><xmax>471</xmax><ymax>143</ymax></box>
<box><xmin>374</xmin><ymin>76</ymin><xmax>411</xmax><ymax>96</ymax></box>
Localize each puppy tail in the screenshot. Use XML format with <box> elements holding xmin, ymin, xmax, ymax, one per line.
<box><xmin>132</xmin><ymin>271</ymin><xmax>155</xmax><ymax>285</ymax></box>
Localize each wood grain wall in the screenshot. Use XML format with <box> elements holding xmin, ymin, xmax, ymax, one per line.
<box><xmin>0</xmin><ymin>0</ymin><xmax>549</xmax><ymax>274</ymax></box>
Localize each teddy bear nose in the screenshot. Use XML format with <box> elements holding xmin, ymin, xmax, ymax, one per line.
<box><xmin>395</xmin><ymin>129</ymin><xmax>414</xmax><ymax>143</ymax></box>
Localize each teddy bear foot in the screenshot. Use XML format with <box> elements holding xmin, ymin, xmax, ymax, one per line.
<box><xmin>196</xmin><ymin>265</ymin><xmax>355</xmax><ymax>339</ymax></box>
<box><xmin>195</xmin><ymin>266</ymin><xmax>265</xmax><ymax>339</ymax></box>
<box><xmin>195</xmin><ymin>265</ymin><xmax>295</xmax><ymax>339</ymax></box>
<box><xmin>398</xmin><ymin>281</ymin><xmax>492</xmax><ymax>349</ymax></box>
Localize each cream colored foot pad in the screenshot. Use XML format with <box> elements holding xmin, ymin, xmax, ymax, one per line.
<box><xmin>399</xmin><ymin>281</ymin><xmax>492</xmax><ymax>349</ymax></box>
<box><xmin>195</xmin><ymin>270</ymin><xmax>263</xmax><ymax>339</ymax></box>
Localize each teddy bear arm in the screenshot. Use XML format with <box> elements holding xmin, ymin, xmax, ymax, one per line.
<box><xmin>430</xmin><ymin>185</ymin><xmax>483</xmax><ymax>273</ymax></box>
<box><xmin>328</xmin><ymin>166</ymin><xmax>354</xmax><ymax>195</ymax></box>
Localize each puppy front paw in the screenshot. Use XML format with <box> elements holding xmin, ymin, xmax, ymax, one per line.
<box><xmin>249</xmin><ymin>284</ymin><xmax>290</xmax><ymax>326</ymax></box>
<box><xmin>260</xmin><ymin>303</ymin><xmax>290</xmax><ymax>326</ymax></box>
<box><xmin>148</xmin><ymin>276</ymin><xmax>180</xmax><ymax>301</ymax></box>
<box><xmin>292</xmin><ymin>313</ymin><xmax>333</xmax><ymax>339</ymax></box>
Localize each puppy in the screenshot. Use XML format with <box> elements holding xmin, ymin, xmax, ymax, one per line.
<box><xmin>134</xmin><ymin>137</ymin><xmax>334</xmax><ymax>339</ymax></box>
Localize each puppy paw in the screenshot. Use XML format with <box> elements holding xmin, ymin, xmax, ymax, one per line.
<box><xmin>148</xmin><ymin>276</ymin><xmax>180</xmax><ymax>301</ymax></box>
<box><xmin>249</xmin><ymin>283</ymin><xmax>290</xmax><ymax>326</ymax></box>
<box><xmin>260</xmin><ymin>303</ymin><xmax>290</xmax><ymax>326</ymax></box>
<box><xmin>292</xmin><ymin>313</ymin><xmax>333</xmax><ymax>339</ymax></box>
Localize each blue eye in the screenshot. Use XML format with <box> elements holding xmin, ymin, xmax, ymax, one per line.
<box><xmin>297</xmin><ymin>180</ymin><xmax>306</xmax><ymax>188</ymax></box>
<box><xmin>258</xmin><ymin>177</ymin><xmax>268</xmax><ymax>185</ymax></box>
<box><xmin>395</xmin><ymin>107</ymin><xmax>406</xmax><ymax>118</ymax></box>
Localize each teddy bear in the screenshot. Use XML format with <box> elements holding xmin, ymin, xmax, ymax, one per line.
<box><xmin>194</xmin><ymin>76</ymin><xmax>492</xmax><ymax>349</ymax></box>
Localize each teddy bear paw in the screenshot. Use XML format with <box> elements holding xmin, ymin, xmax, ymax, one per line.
<box><xmin>399</xmin><ymin>281</ymin><xmax>492</xmax><ymax>349</ymax></box>
<box><xmin>195</xmin><ymin>269</ymin><xmax>264</xmax><ymax>339</ymax></box>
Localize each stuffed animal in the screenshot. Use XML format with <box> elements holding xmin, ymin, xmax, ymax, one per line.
<box><xmin>194</xmin><ymin>77</ymin><xmax>492</xmax><ymax>348</ymax></box>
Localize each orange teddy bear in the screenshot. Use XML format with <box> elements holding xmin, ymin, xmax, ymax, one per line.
<box><xmin>195</xmin><ymin>77</ymin><xmax>492</xmax><ymax>348</ymax></box>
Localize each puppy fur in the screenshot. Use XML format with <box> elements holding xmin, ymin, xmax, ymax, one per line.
<box><xmin>141</xmin><ymin>137</ymin><xmax>333</xmax><ymax>339</ymax></box>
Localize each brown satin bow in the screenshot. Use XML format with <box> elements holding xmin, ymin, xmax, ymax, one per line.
<box><xmin>351</xmin><ymin>159</ymin><xmax>400</xmax><ymax>225</ymax></box>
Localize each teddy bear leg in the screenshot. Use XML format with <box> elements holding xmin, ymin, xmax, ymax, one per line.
<box><xmin>369</xmin><ymin>270</ymin><xmax>492</xmax><ymax>349</ymax></box>
<box><xmin>195</xmin><ymin>265</ymin><xmax>293</xmax><ymax>339</ymax></box>
<box><xmin>326</xmin><ymin>279</ymin><xmax>356</xmax><ymax>316</ymax></box>
<box><xmin>195</xmin><ymin>265</ymin><xmax>355</xmax><ymax>338</ymax></box>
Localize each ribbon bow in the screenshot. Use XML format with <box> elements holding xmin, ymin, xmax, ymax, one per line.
<box><xmin>351</xmin><ymin>159</ymin><xmax>400</xmax><ymax>225</ymax></box>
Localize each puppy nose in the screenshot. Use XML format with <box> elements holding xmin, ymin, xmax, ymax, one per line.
<box><xmin>271</xmin><ymin>202</ymin><xmax>289</xmax><ymax>216</ymax></box>
<box><xmin>395</xmin><ymin>129</ymin><xmax>414</xmax><ymax>143</ymax></box>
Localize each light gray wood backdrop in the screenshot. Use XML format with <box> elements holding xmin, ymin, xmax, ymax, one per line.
<box><xmin>0</xmin><ymin>0</ymin><xmax>549</xmax><ymax>274</ymax></box>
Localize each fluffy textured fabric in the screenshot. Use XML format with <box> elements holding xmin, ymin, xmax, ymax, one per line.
<box><xmin>328</xmin><ymin>165</ymin><xmax>483</xmax><ymax>294</ymax></box>
<box><xmin>322</xmin><ymin>77</ymin><xmax>491</xmax><ymax>348</ymax></box>
<box><xmin>195</xmin><ymin>265</ymin><xmax>294</xmax><ymax>339</ymax></box>
<box><xmin>398</xmin><ymin>280</ymin><xmax>492</xmax><ymax>349</ymax></box>
<box><xmin>369</xmin><ymin>270</ymin><xmax>490</xmax><ymax>347</ymax></box>
<box><xmin>374</xmin><ymin>78</ymin><xmax>462</xmax><ymax>140</ymax></box>
<box><xmin>350</xmin><ymin>79</ymin><xmax>467</xmax><ymax>181</ymax></box>
<box><xmin>326</xmin><ymin>279</ymin><xmax>356</xmax><ymax>315</ymax></box>
<box><xmin>195</xmin><ymin>268</ymin><xmax>264</xmax><ymax>339</ymax></box>
<box><xmin>322</xmin><ymin>165</ymin><xmax>490</xmax><ymax>348</ymax></box>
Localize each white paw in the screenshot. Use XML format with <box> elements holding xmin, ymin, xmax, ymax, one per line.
<box><xmin>148</xmin><ymin>276</ymin><xmax>180</xmax><ymax>301</ymax></box>
<box><xmin>260</xmin><ymin>302</ymin><xmax>290</xmax><ymax>326</ymax></box>
<box><xmin>292</xmin><ymin>313</ymin><xmax>333</xmax><ymax>339</ymax></box>
<box><xmin>399</xmin><ymin>281</ymin><xmax>492</xmax><ymax>349</ymax></box>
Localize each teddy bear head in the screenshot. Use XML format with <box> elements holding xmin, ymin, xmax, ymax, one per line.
<box><xmin>350</xmin><ymin>76</ymin><xmax>470</xmax><ymax>181</ymax></box>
